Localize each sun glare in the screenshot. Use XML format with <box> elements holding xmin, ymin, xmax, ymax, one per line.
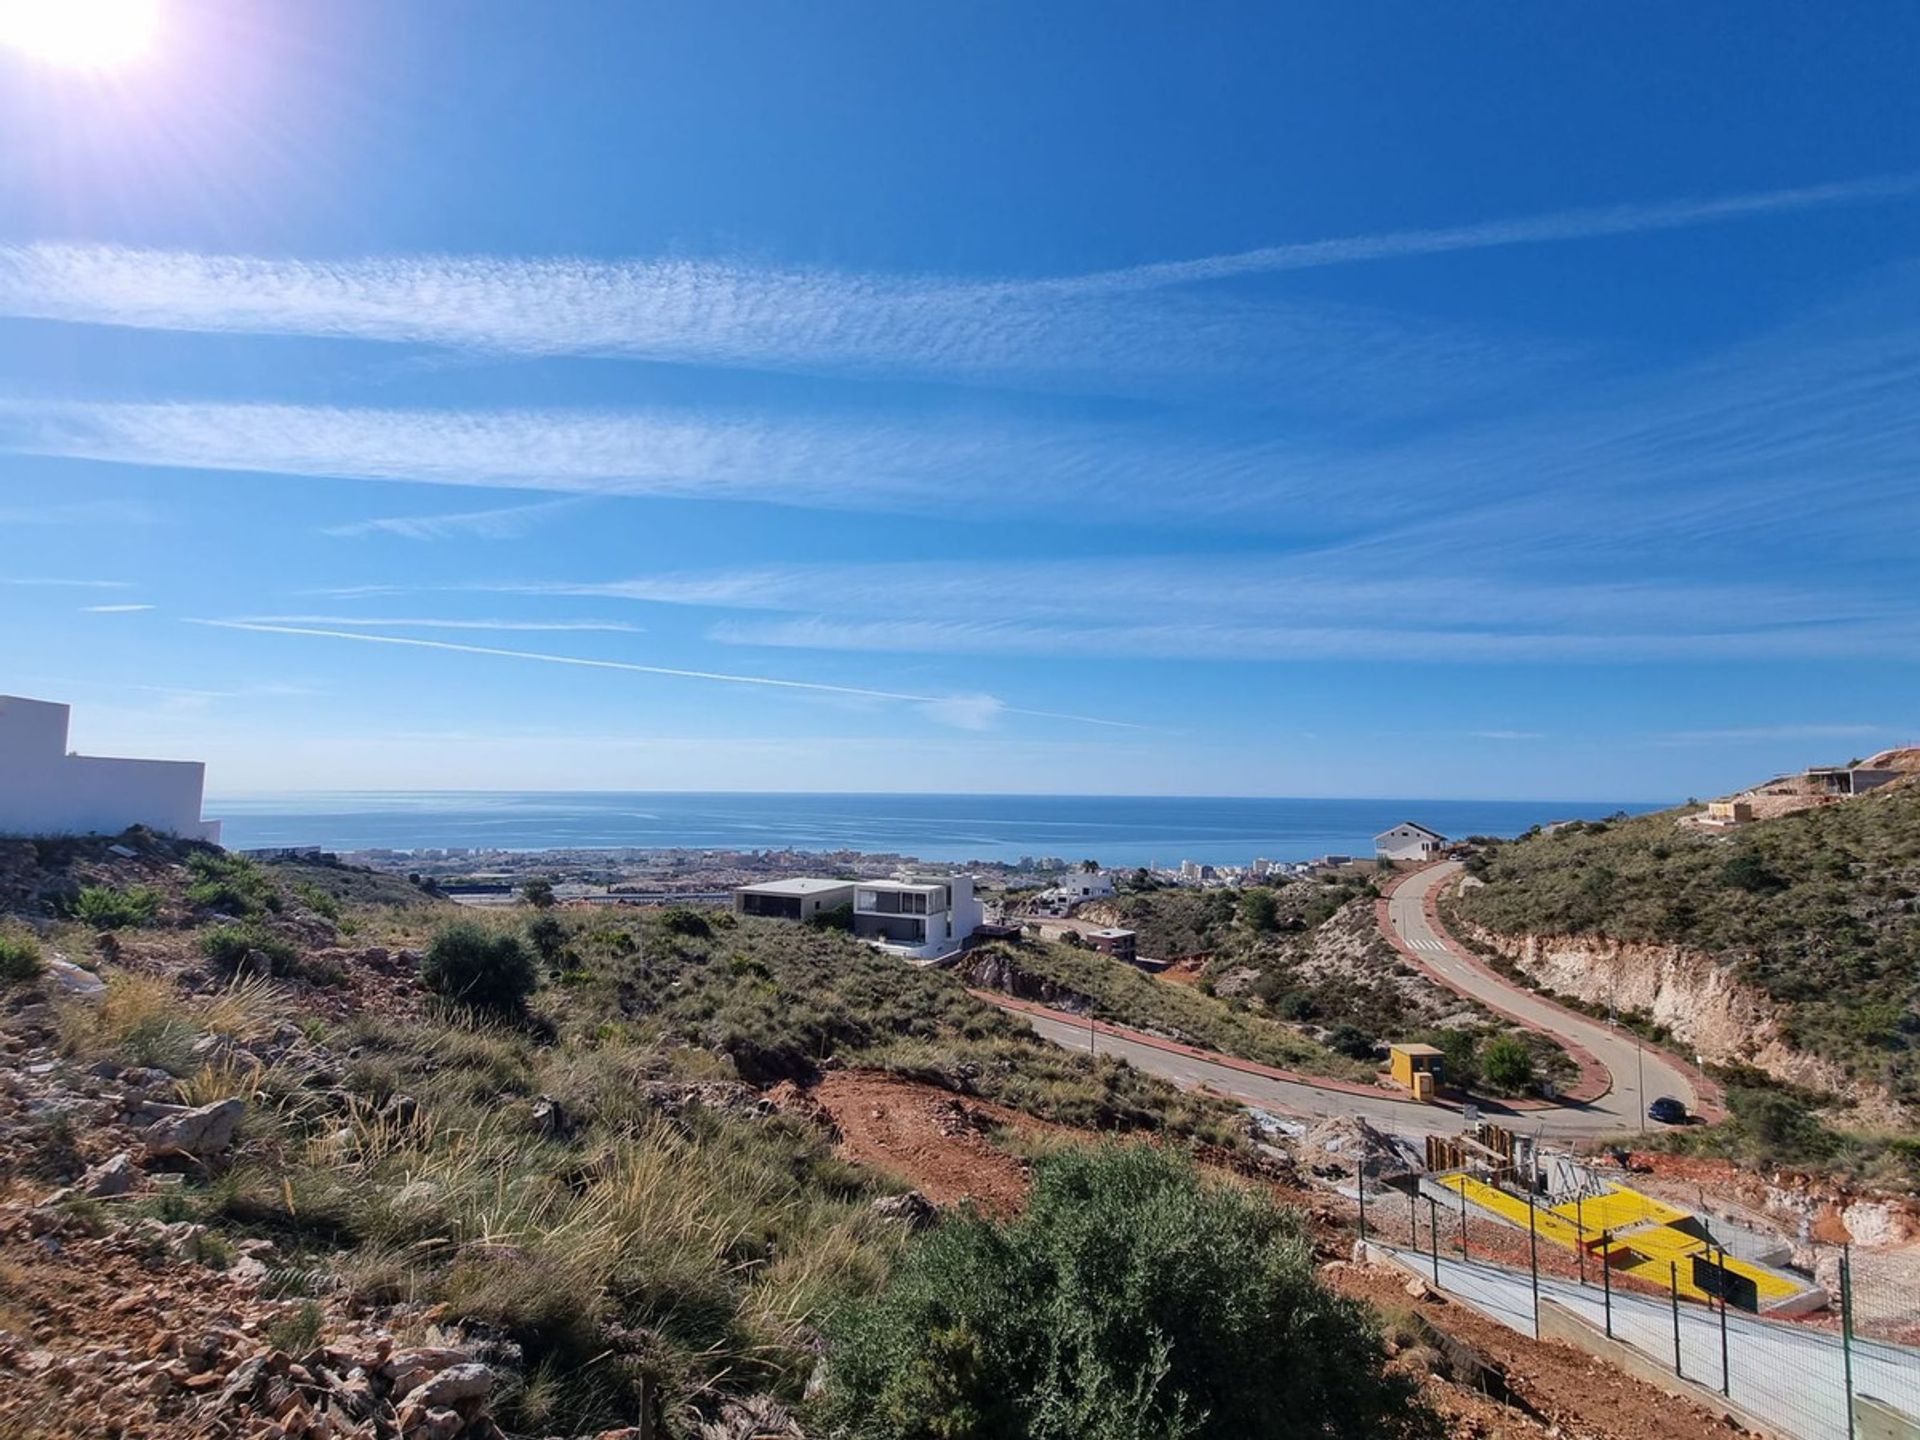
<box><xmin>0</xmin><ymin>0</ymin><xmax>160</xmax><ymax>71</ymax></box>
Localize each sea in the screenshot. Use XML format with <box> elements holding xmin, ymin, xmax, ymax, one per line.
<box><xmin>206</xmin><ymin>792</ymin><xmax>1664</xmax><ymax>869</ymax></box>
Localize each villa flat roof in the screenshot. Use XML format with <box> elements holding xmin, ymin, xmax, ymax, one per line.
<box><xmin>735</xmin><ymin>877</ymin><xmax>856</xmax><ymax>896</ymax></box>
<box><xmin>859</xmin><ymin>878</ymin><xmax>951</xmax><ymax>893</ymax></box>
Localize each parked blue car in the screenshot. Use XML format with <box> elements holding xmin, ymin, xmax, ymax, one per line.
<box><xmin>1647</xmin><ymin>1096</ymin><xmax>1689</xmax><ymax>1125</ymax></box>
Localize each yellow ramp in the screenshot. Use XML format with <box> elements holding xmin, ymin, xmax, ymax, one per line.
<box><xmin>1550</xmin><ymin>1183</ymin><xmax>1688</xmax><ymax>1232</ymax></box>
<box><xmin>1439</xmin><ymin>1174</ymin><xmax>1593</xmax><ymax>1251</ymax></box>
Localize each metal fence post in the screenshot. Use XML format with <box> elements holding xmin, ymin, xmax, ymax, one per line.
<box><xmin>1669</xmin><ymin>1262</ymin><xmax>1683</xmax><ymax>1378</ymax></box>
<box><xmin>1526</xmin><ymin>1188</ymin><xmax>1541</xmax><ymax>1339</ymax></box>
<box><xmin>1407</xmin><ymin>1182</ymin><xmax>1417</xmax><ymax>1240</ymax></box>
<box><xmin>1458</xmin><ymin>1178</ymin><xmax>1468</xmax><ymax>1260</ymax></box>
<box><xmin>1601</xmin><ymin>1229</ymin><xmax>1612</xmax><ymax>1339</ymax></box>
<box><xmin>1714</xmin><ymin>1242</ymin><xmax>1729</xmax><ymax>1399</ymax></box>
<box><xmin>1357</xmin><ymin>1170</ymin><xmax>1367</xmax><ymax>1242</ymax></box>
<box><xmin>1426</xmin><ymin>1195</ymin><xmax>1441</xmax><ymax>1284</ymax></box>
<box><xmin>1841</xmin><ymin>1245</ymin><xmax>1856</xmax><ymax>1440</ymax></box>
<box><xmin>1575</xmin><ymin>1192</ymin><xmax>1586</xmax><ymax>1285</ymax></box>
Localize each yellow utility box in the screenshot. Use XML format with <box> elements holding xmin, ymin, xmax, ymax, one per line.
<box><xmin>1389</xmin><ymin>1043</ymin><xmax>1444</xmax><ymax>1101</ymax></box>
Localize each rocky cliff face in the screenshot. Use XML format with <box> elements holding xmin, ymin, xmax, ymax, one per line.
<box><xmin>1457</xmin><ymin>918</ymin><xmax>1905</xmax><ymax>1124</ymax></box>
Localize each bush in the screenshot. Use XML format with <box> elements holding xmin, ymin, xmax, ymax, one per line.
<box><xmin>527</xmin><ymin>914</ymin><xmax>569</xmax><ymax>968</ymax></box>
<box><xmin>819</xmin><ymin>1144</ymin><xmax>1434</xmax><ymax>1439</ymax></box>
<box><xmin>186</xmin><ymin>852</ymin><xmax>279</xmax><ymax>916</ymax></box>
<box><xmin>1479</xmin><ymin>1032</ymin><xmax>1536</xmax><ymax>1093</ymax></box>
<box><xmin>423</xmin><ymin>923</ymin><xmax>538</xmax><ymax>1013</ymax></box>
<box><xmin>200</xmin><ymin>924</ymin><xmax>298</xmax><ymax>976</ymax></box>
<box><xmin>659</xmin><ymin>906</ymin><xmax>712</xmax><ymax>939</ymax></box>
<box><xmin>70</xmin><ymin>884</ymin><xmax>162</xmax><ymax>929</ymax></box>
<box><xmin>0</xmin><ymin>931</ymin><xmax>45</xmax><ymax>983</ymax></box>
<box><xmin>1239</xmin><ymin>887</ymin><xmax>1279</xmax><ymax>932</ymax></box>
<box><xmin>521</xmin><ymin>878</ymin><xmax>556</xmax><ymax>909</ymax></box>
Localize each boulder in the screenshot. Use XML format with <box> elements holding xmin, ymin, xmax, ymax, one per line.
<box><xmin>402</xmin><ymin>1360</ymin><xmax>493</xmax><ymax>1413</ymax></box>
<box><xmin>871</xmin><ymin>1191</ymin><xmax>938</xmax><ymax>1231</ymax></box>
<box><xmin>82</xmin><ymin>1152</ymin><xmax>140</xmax><ymax>1198</ymax></box>
<box><xmin>142</xmin><ymin>1097</ymin><xmax>245</xmax><ymax>1159</ymax></box>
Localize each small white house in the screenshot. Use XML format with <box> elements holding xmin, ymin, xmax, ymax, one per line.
<box><xmin>1374</xmin><ymin>821</ymin><xmax>1447</xmax><ymax>862</ymax></box>
<box><xmin>0</xmin><ymin>694</ymin><xmax>221</xmax><ymax>843</ymax></box>
<box><xmin>1043</xmin><ymin>869</ymin><xmax>1116</xmax><ymax>904</ymax></box>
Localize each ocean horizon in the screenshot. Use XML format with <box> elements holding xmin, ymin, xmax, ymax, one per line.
<box><xmin>205</xmin><ymin>791</ymin><xmax>1670</xmax><ymax>868</ymax></box>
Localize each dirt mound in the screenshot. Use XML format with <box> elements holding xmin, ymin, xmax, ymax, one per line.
<box><xmin>801</xmin><ymin>1070</ymin><xmax>1054</xmax><ymax>1217</ymax></box>
<box><xmin>1298</xmin><ymin>1114</ymin><xmax>1407</xmax><ymax>1182</ymax></box>
<box><xmin>1864</xmin><ymin>746</ymin><xmax>1920</xmax><ymax>771</ymax></box>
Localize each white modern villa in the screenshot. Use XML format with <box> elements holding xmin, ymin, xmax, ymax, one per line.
<box><xmin>732</xmin><ymin>872</ymin><xmax>984</xmax><ymax>960</ymax></box>
<box><xmin>0</xmin><ymin>694</ymin><xmax>222</xmax><ymax>843</ymax></box>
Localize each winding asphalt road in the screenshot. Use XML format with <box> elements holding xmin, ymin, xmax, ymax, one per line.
<box><xmin>998</xmin><ymin>861</ymin><xmax>1705</xmax><ymax>1142</ymax></box>
<box><xmin>1387</xmin><ymin>862</ymin><xmax>1701</xmax><ymax>1130</ymax></box>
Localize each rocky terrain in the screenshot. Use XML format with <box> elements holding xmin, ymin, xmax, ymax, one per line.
<box><xmin>0</xmin><ymin>831</ymin><xmax>1829</xmax><ymax>1439</ymax></box>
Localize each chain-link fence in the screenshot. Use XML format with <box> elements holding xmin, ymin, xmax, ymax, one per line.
<box><xmin>1348</xmin><ymin>1163</ymin><xmax>1920</xmax><ymax>1440</ymax></box>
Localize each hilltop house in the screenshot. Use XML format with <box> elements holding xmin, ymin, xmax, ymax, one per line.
<box><xmin>732</xmin><ymin>878</ymin><xmax>857</xmax><ymax>921</ymax></box>
<box><xmin>730</xmin><ymin>872</ymin><xmax>984</xmax><ymax>961</ymax></box>
<box><xmin>1374</xmin><ymin>821</ymin><xmax>1447</xmax><ymax>862</ymax></box>
<box><xmin>0</xmin><ymin>695</ymin><xmax>221</xmax><ymax>843</ymax></box>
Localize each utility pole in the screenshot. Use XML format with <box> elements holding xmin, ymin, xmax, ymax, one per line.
<box><xmin>1637</xmin><ymin>1029</ymin><xmax>1646</xmax><ymax>1135</ymax></box>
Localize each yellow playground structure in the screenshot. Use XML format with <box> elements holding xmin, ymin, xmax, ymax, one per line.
<box><xmin>1436</xmin><ymin>1173</ymin><xmax>1810</xmax><ymax>1310</ymax></box>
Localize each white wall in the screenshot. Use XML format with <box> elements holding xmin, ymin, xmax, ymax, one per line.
<box><xmin>0</xmin><ymin>695</ymin><xmax>222</xmax><ymax>843</ymax></box>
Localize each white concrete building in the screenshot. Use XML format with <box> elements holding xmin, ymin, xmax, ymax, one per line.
<box><xmin>0</xmin><ymin>695</ymin><xmax>221</xmax><ymax>843</ymax></box>
<box><xmin>1043</xmin><ymin>868</ymin><xmax>1116</xmax><ymax>905</ymax></box>
<box><xmin>1374</xmin><ymin>820</ymin><xmax>1446</xmax><ymax>862</ymax></box>
<box><xmin>852</xmin><ymin>875</ymin><xmax>983</xmax><ymax>960</ymax></box>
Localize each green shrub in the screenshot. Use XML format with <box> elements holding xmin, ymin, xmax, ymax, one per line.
<box><xmin>200</xmin><ymin>923</ymin><xmax>298</xmax><ymax>976</ymax></box>
<box><xmin>1479</xmin><ymin>1032</ymin><xmax>1536</xmax><ymax>1093</ymax></box>
<box><xmin>1239</xmin><ymin>887</ymin><xmax>1279</xmax><ymax>932</ymax></box>
<box><xmin>0</xmin><ymin>931</ymin><xmax>45</xmax><ymax>983</ymax></box>
<box><xmin>186</xmin><ymin>852</ymin><xmax>279</xmax><ymax>916</ymax></box>
<box><xmin>526</xmin><ymin>914</ymin><xmax>568</xmax><ymax>968</ymax></box>
<box><xmin>521</xmin><ymin>878</ymin><xmax>556</xmax><ymax>909</ymax></box>
<box><xmin>70</xmin><ymin>884</ymin><xmax>162</xmax><ymax>929</ymax></box>
<box><xmin>820</xmin><ymin>1144</ymin><xmax>1434</xmax><ymax>1440</ymax></box>
<box><xmin>659</xmin><ymin>906</ymin><xmax>712</xmax><ymax>938</ymax></box>
<box><xmin>423</xmin><ymin>922</ymin><xmax>538</xmax><ymax>1013</ymax></box>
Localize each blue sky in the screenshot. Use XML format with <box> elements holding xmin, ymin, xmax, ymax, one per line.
<box><xmin>3</xmin><ymin>2</ymin><xmax>1919</xmax><ymax>801</ymax></box>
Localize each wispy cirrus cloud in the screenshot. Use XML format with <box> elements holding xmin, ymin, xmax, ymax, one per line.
<box><xmin>499</xmin><ymin>557</ymin><xmax>1916</xmax><ymax>663</ymax></box>
<box><xmin>1</xmin><ymin>173</ymin><xmax>1909</xmax><ymax>402</ymax></box>
<box><xmin>708</xmin><ymin>614</ymin><xmax>1920</xmax><ymax>664</ymax></box>
<box><xmin>323</xmin><ymin>496</ymin><xmax>583</xmax><ymax>540</ymax></box>
<box><xmin>81</xmin><ymin>603</ymin><xmax>155</xmax><ymax>613</ymax></box>
<box><xmin>1</xmin><ymin>576</ymin><xmax>131</xmax><ymax>589</ymax></box>
<box><xmin>189</xmin><ymin>619</ymin><xmax>1142</xmax><ymax>731</ymax></box>
<box><xmin>1655</xmin><ymin>723</ymin><xmax>1898</xmax><ymax>745</ymax></box>
<box><xmin>0</xmin><ymin>397</ymin><xmax>1330</xmax><ymax>522</ymax></box>
<box><xmin>1051</xmin><ymin>171</ymin><xmax>1920</xmax><ymax>293</ymax></box>
<box><xmin>236</xmin><ymin>614</ymin><xmax>643</xmax><ymax>634</ymax></box>
<box><xmin>0</xmin><ymin>243</ymin><xmax>1548</xmax><ymax>414</ymax></box>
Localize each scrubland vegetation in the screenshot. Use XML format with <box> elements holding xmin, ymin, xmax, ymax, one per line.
<box><xmin>6</xmin><ymin>836</ymin><xmax>1425</xmax><ymax>1434</ymax></box>
<box><xmin>1457</xmin><ymin>788</ymin><xmax>1920</xmax><ymax>1106</ymax></box>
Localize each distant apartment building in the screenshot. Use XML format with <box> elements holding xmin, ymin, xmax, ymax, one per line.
<box><xmin>733</xmin><ymin>877</ymin><xmax>857</xmax><ymax>921</ymax></box>
<box><xmin>1374</xmin><ymin>821</ymin><xmax>1447</xmax><ymax>862</ymax></box>
<box><xmin>1084</xmin><ymin>927</ymin><xmax>1137</xmax><ymax>964</ymax></box>
<box><xmin>0</xmin><ymin>695</ymin><xmax>221</xmax><ymax>843</ymax></box>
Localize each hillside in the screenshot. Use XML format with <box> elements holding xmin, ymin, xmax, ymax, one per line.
<box><xmin>0</xmin><ymin>834</ymin><xmax>1321</xmax><ymax>1438</ymax></box>
<box><xmin>1454</xmin><ymin>784</ymin><xmax>1920</xmax><ymax>1112</ymax></box>
<box><xmin>1059</xmin><ymin>878</ymin><xmax>1575</xmax><ymax>1098</ymax></box>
